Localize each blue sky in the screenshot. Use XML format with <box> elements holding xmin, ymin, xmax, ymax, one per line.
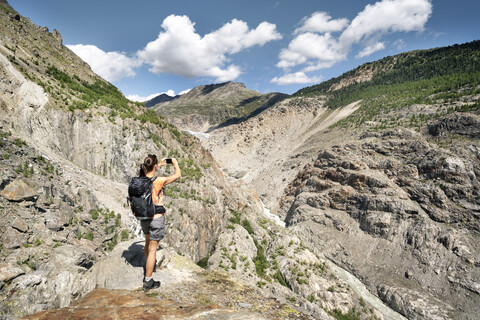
<box><xmin>9</xmin><ymin>0</ymin><xmax>480</xmax><ymax>101</ymax></box>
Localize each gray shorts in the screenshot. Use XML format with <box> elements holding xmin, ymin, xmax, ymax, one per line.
<box><xmin>140</xmin><ymin>215</ymin><xmax>165</xmax><ymax>241</ymax></box>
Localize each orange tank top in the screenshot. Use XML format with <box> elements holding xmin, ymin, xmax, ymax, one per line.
<box><xmin>152</xmin><ymin>177</ymin><xmax>165</xmax><ymax>206</ymax></box>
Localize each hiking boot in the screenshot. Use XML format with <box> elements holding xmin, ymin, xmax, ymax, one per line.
<box><xmin>142</xmin><ymin>278</ymin><xmax>161</xmax><ymax>291</ymax></box>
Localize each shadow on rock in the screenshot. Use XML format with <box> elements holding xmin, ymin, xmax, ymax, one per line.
<box><xmin>121</xmin><ymin>240</ymin><xmax>145</xmax><ymax>268</ymax></box>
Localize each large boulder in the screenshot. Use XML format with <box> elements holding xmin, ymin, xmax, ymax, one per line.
<box><xmin>0</xmin><ymin>264</ymin><xmax>25</xmax><ymax>282</ymax></box>
<box><xmin>82</xmin><ymin>240</ymin><xmax>202</xmax><ymax>294</ymax></box>
<box><xmin>1</xmin><ymin>227</ymin><xmax>25</xmax><ymax>249</ymax></box>
<box><xmin>1</xmin><ymin>179</ymin><xmax>38</xmax><ymax>202</ymax></box>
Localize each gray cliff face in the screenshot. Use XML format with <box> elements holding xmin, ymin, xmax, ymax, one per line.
<box><xmin>0</xmin><ymin>130</ymin><xmax>119</xmax><ymax>317</ymax></box>
<box><xmin>0</xmin><ymin>4</ymin><xmax>267</xmax><ymax>318</ymax></box>
<box><xmin>0</xmin><ymin>39</ymin><xmax>262</xmax><ymax>264</ymax></box>
<box><xmin>279</xmin><ymin>123</ymin><xmax>480</xmax><ymax>319</ymax></box>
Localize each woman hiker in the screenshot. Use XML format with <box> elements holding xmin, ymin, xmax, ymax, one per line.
<box><xmin>137</xmin><ymin>154</ymin><xmax>181</xmax><ymax>291</ymax></box>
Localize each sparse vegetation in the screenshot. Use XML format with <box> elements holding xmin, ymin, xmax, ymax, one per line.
<box><xmin>293</xmin><ymin>40</ymin><xmax>480</xmax><ymax>128</ymax></box>
<box><xmin>329</xmin><ymin>308</ymin><xmax>363</xmax><ymax>320</ymax></box>
<box><xmin>121</xmin><ymin>229</ymin><xmax>130</xmax><ymax>241</ymax></box>
<box><xmin>253</xmin><ymin>238</ymin><xmax>268</xmax><ymax>277</ymax></box>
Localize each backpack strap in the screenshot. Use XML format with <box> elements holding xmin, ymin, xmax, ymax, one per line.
<box><xmin>150</xmin><ymin>176</ymin><xmax>163</xmax><ymax>206</ymax></box>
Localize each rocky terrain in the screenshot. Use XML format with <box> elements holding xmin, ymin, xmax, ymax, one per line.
<box><xmin>279</xmin><ymin>117</ymin><xmax>480</xmax><ymax>319</ymax></box>
<box><xmin>199</xmin><ymin>42</ymin><xmax>480</xmax><ymax>320</ymax></box>
<box><xmin>149</xmin><ymin>82</ymin><xmax>286</xmax><ymax>132</ymax></box>
<box><xmin>0</xmin><ymin>127</ymin><xmax>128</xmax><ymax>317</ymax></box>
<box><xmin>22</xmin><ymin>241</ymin><xmax>316</xmax><ymax>320</ymax></box>
<box><xmin>204</xmin><ymin>96</ymin><xmax>361</xmax><ymax>210</ymax></box>
<box><xmin>0</xmin><ymin>2</ymin><xmax>387</xmax><ymax>320</ymax></box>
<box><xmin>1</xmin><ymin>0</ymin><xmax>479</xmax><ymax>319</ymax></box>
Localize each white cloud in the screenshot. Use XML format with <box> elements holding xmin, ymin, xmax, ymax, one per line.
<box><xmin>277</xmin><ymin>32</ymin><xmax>345</xmax><ymax>69</ymax></box>
<box><xmin>126</xmin><ymin>90</ymin><xmax>175</xmax><ymax>102</ymax></box>
<box><xmin>273</xmin><ymin>0</ymin><xmax>432</xmax><ymax>85</ymax></box>
<box><xmin>339</xmin><ymin>0</ymin><xmax>432</xmax><ymax>48</ymax></box>
<box><xmin>67</xmin><ymin>44</ymin><xmax>141</xmax><ymax>82</ymax></box>
<box><xmin>271</xmin><ymin>72</ymin><xmax>322</xmax><ymax>85</ymax></box>
<box><xmin>356</xmin><ymin>42</ymin><xmax>385</xmax><ymax>58</ymax></box>
<box><xmin>294</xmin><ymin>12</ymin><xmax>349</xmax><ymax>34</ymax></box>
<box><xmin>138</xmin><ymin>15</ymin><xmax>282</xmax><ymax>82</ymax></box>
<box><xmin>179</xmin><ymin>88</ymin><xmax>191</xmax><ymax>95</ymax></box>
<box><xmin>126</xmin><ymin>88</ymin><xmax>191</xmax><ymax>102</ymax></box>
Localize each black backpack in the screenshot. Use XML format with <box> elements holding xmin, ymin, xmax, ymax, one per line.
<box><xmin>128</xmin><ymin>176</ymin><xmax>157</xmax><ymax>220</ymax></box>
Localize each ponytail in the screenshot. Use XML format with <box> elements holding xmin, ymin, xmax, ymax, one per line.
<box><xmin>139</xmin><ymin>154</ymin><xmax>158</xmax><ymax>177</ymax></box>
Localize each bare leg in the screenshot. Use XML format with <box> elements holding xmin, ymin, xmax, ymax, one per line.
<box><xmin>144</xmin><ymin>234</ymin><xmax>150</xmax><ymax>264</ymax></box>
<box><xmin>145</xmin><ymin>239</ymin><xmax>159</xmax><ymax>278</ymax></box>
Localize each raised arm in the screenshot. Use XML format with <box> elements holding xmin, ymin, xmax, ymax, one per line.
<box><xmin>163</xmin><ymin>158</ymin><xmax>181</xmax><ymax>185</ymax></box>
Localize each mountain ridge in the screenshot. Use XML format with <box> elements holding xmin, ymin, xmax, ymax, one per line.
<box><xmin>145</xmin><ymin>93</ymin><xmax>176</xmax><ymax>108</ymax></box>
<box><xmin>150</xmin><ymin>81</ymin><xmax>287</xmax><ymax>132</ymax></box>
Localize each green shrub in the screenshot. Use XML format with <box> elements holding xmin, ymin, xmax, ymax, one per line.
<box><xmin>229</xmin><ymin>210</ymin><xmax>241</xmax><ymax>225</ymax></box>
<box><xmin>107</xmin><ymin>232</ymin><xmax>118</xmax><ymax>251</ymax></box>
<box><xmin>272</xmin><ymin>270</ymin><xmax>288</xmax><ymax>288</ymax></box>
<box><xmin>196</xmin><ymin>255</ymin><xmax>210</xmax><ymax>269</ymax></box>
<box><xmin>241</xmin><ymin>219</ymin><xmax>253</xmax><ymax>235</ymax></box>
<box><xmin>84</xmin><ymin>231</ymin><xmax>94</xmax><ymax>241</ymax></box>
<box><xmin>329</xmin><ymin>308</ymin><xmax>362</xmax><ymax>320</ymax></box>
<box><xmin>89</xmin><ymin>209</ymin><xmax>99</xmax><ymax>220</ymax></box>
<box><xmin>121</xmin><ymin>229</ymin><xmax>129</xmax><ymax>241</ymax></box>
<box><xmin>253</xmin><ymin>239</ymin><xmax>267</xmax><ymax>277</ymax></box>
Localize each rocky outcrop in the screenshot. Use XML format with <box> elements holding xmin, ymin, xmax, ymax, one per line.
<box><xmin>0</xmin><ymin>130</ymin><xmax>131</xmax><ymax>318</ymax></box>
<box><xmin>279</xmin><ymin>125</ymin><xmax>480</xmax><ymax>319</ymax></box>
<box><xmin>0</xmin><ymin>179</ymin><xmax>38</xmax><ymax>201</ymax></box>
<box><xmin>23</xmin><ymin>239</ymin><xmax>316</xmax><ymax>320</ymax></box>
<box><xmin>428</xmin><ymin>112</ymin><xmax>480</xmax><ymax>138</ymax></box>
<box><xmin>204</xmin><ymin>206</ymin><xmax>390</xmax><ymax>320</ymax></box>
<box><xmin>205</xmin><ymin>97</ymin><xmax>361</xmax><ymax>210</ymax></box>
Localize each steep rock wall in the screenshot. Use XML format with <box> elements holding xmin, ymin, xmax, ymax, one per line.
<box><xmin>0</xmin><ymin>50</ymin><xmax>263</xmax><ymax>264</ymax></box>
<box><xmin>279</xmin><ymin>126</ymin><xmax>480</xmax><ymax>319</ymax></box>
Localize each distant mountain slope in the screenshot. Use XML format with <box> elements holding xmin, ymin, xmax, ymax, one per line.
<box><xmin>205</xmin><ymin>40</ymin><xmax>480</xmax><ymax>320</ymax></box>
<box><xmin>150</xmin><ymin>81</ymin><xmax>287</xmax><ymax>132</ymax></box>
<box><xmin>145</xmin><ymin>93</ymin><xmax>176</xmax><ymax>108</ymax></box>
<box><xmin>295</xmin><ymin>40</ymin><xmax>480</xmax><ymax>126</ymax></box>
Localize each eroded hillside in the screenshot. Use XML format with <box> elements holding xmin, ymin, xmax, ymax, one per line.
<box><xmin>202</xmin><ymin>41</ymin><xmax>480</xmax><ymax>320</ymax></box>
<box><xmin>0</xmin><ymin>2</ymin><xmax>386</xmax><ymax>320</ymax></box>
<box><xmin>205</xmin><ymin>96</ymin><xmax>361</xmax><ymax>210</ymax></box>
<box><xmin>0</xmin><ymin>1</ymin><xmax>273</xmax><ymax>318</ymax></box>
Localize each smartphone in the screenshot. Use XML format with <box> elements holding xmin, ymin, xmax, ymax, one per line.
<box><xmin>165</xmin><ymin>158</ymin><xmax>172</xmax><ymax>164</ymax></box>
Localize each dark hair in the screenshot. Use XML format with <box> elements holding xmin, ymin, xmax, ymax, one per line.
<box><xmin>139</xmin><ymin>154</ymin><xmax>158</xmax><ymax>177</ymax></box>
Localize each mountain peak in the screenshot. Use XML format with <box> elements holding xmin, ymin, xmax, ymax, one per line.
<box><xmin>187</xmin><ymin>81</ymin><xmax>250</xmax><ymax>97</ymax></box>
<box><xmin>149</xmin><ymin>82</ymin><xmax>286</xmax><ymax>132</ymax></box>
